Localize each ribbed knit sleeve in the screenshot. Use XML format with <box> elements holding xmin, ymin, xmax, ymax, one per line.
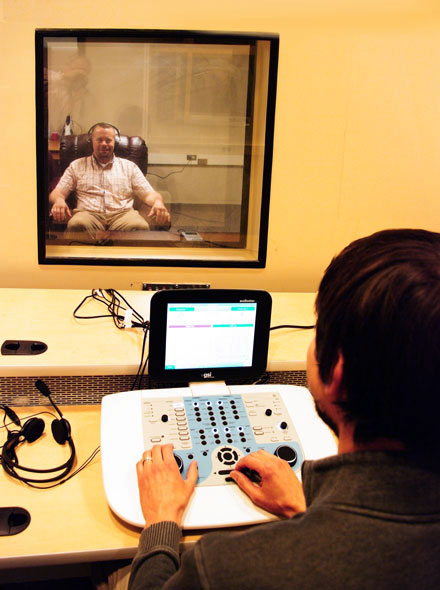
<box><xmin>128</xmin><ymin>522</ymin><xmax>182</xmax><ymax>590</ymax></box>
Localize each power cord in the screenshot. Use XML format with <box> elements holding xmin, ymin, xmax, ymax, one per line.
<box><xmin>20</xmin><ymin>446</ymin><xmax>101</xmax><ymax>489</ymax></box>
<box><xmin>270</xmin><ymin>324</ymin><xmax>315</xmax><ymax>330</ymax></box>
<box><xmin>73</xmin><ymin>289</ymin><xmax>150</xmax><ymax>389</ymax></box>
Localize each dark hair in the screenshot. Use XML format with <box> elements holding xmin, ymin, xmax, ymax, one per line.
<box><xmin>315</xmin><ymin>228</ymin><xmax>440</xmax><ymax>453</ymax></box>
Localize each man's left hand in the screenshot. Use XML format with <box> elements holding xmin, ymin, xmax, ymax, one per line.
<box><xmin>147</xmin><ymin>199</ymin><xmax>171</xmax><ymax>227</ymax></box>
<box><xmin>136</xmin><ymin>444</ymin><xmax>198</xmax><ymax>528</ymax></box>
<box><xmin>230</xmin><ymin>449</ymin><xmax>306</xmax><ymax>518</ymax></box>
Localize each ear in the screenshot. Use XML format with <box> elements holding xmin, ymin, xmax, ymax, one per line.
<box><xmin>323</xmin><ymin>352</ymin><xmax>345</xmax><ymax>403</ymax></box>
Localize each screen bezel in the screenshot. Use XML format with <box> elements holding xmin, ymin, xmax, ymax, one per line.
<box><xmin>148</xmin><ymin>289</ymin><xmax>272</xmax><ymax>383</ymax></box>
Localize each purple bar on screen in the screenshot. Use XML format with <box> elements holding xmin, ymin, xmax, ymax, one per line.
<box><xmin>168</xmin><ymin>324</ymin><xmax>211</xmax><ymax>328</ymax></box>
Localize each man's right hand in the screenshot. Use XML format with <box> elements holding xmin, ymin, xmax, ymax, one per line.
<box><xmin>50</xmin><ymin>197</ymin><xmax>72</xmax><ymax>223</ymax></box>
<box><xmin>230</xmin><ymin>449</ymin><xmax>306</xmax><ymax>518</ymax></box>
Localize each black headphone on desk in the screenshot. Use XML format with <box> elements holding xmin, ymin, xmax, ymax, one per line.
<box><xmin>87</xmin><ymin>122</ymin><xmax>121</xmax><ymax>145</ymax></box>
<box><xmin>1</xmin><ymin>380</ymin><xmax>76</xmax><ymax>485</ymax></box>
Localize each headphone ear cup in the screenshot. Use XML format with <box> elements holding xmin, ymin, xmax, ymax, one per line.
<box><xmin>22</xmin><ymin>418</ymin><xmax>45</xmax><ymax>443</ymax></box>
<box><xmin>51</xmin><ymin>418</ymin><xmax>71</xmax><ymax>445</ymax></box>
<box><xmin>3</xmin><ymin>434</ymin><xmax>19</xmax><ymax>462</ymax></box>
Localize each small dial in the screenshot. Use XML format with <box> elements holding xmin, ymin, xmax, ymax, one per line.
<box><xmin>174</xmin><ymin>454</ymin><xmax>184</xmax><ymax>473</ymax></box>
<box><xmin>274</xmin><ymin>445</ymin><xmax>297</xmax><ymax>467</ymax></box>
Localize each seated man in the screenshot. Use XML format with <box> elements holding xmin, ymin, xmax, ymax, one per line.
<box><xmin>128</xmin><ymin>228</ymin><xmax>440</xmax><ymax>590</ymax></box>
<box><xmin>49</xmin><ymin>123</ymin><xmax>170</xmax><ymax>236</ymax></box>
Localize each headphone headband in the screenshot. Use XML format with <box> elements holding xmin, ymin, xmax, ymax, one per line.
<box><xmin>87</xmin><ymin>122</ymin><xmax>120</xmax><ymax>142</ymax></box>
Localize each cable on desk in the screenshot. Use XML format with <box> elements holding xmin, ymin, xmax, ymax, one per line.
<box><xmin>19</xmin><ymin>446</ymin><xmax>101</xmax><ymax>489</ymax></box>
<box><xmin>131</xmin><ymin>328</ymin><xmax>149</xmax><ymax>391</ymax></box>
<box><xmin>270</xmin><ymin>324</ymin><xmax>315</xmax><ymax>330</ymax></box>
<box><xmin>73</xmin><ymin>288</ymin><xmax>150</xmax><ymax>390</ymax></box>
<box><xmin>73</xmin><ymin>288</ymin><xmax>149</xmax><ymax>331</ymax></box>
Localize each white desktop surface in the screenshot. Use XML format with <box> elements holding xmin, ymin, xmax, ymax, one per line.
<box><xmin>0</xmin><ymin>289</ymin><xmax>316</xmax><ymax>377</ymax></box>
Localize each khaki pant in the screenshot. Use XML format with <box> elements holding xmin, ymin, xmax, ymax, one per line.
<box><xmin>67</xmin><ymin>208</ymin><xmax>150</xmax><ymax>236</ymax></box>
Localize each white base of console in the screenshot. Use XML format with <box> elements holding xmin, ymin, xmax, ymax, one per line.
<box><xmin>100</xmin><ymin>384</ymin><xmax>337</xmax><ymax>529</ymax></box>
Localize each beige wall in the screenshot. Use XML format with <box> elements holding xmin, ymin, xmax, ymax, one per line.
<box><xmin>1</xmin><ymin>0</ymin><xmax>440</xmax><ymax>292</ymax></box>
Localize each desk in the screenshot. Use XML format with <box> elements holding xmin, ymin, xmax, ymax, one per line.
<box><xmin>0</xmin><ymin>404</ymin><xmax>212</xmax><ymax>571</ymax></box>
<box><xmin>0</xmin><ymin>405</ymin><xmax>144</xmax><ymax>568</ymax></box>
<box><xmin>0</xmin><ymin>288</ymin><xmax>315</xmax><ymax>378</ymax></box>
<box><xmin>0</xmin><ymin>289</ymin><xmax>316</xmax><ymax>569</ymax></box>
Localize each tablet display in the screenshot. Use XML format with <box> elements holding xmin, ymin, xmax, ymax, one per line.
<box><xmin>148</xmin><ymin>289</ymin><xmax>272</xmax><ymax>383</ymax></box>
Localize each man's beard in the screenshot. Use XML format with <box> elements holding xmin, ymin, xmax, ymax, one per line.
<box><xmin>314</xmin><ymin>400</ymin><xmax>339</xmax><ymax>437</ymax></box>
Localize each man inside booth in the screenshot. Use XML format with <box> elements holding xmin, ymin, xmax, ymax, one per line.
<box><xmin>49</xmin><ymin>123</ymin><xmax>170</xmax><ymax>235</ymax></box>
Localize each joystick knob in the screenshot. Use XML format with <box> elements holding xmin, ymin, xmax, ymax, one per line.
<box><xmin>174</xmin><ymin>454</ymin><xmax>184</xmax><ymax>473</ymax></box>
<box><xmin>274</xmin><ymin>445</ymin><xmax>297</xmax><ymax>467</ymax></box>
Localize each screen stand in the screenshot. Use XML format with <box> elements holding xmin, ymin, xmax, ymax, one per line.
<box><xmin>189</xmin><ymin>381</ymin><xmax>230</xmax><ymax>397</ymax></box>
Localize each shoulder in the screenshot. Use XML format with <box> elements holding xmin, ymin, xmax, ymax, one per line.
<box><xmin>68</xmin><ymin>156</ymin><xmax>93</xmax><ymax>172</ymax></box>
<box><xmin>114</xmin><ymin>156</ymin><xmax>137</xmax><ymax>169</ymax></box>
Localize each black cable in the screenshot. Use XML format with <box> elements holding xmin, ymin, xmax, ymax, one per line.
<box><xmin>67</xmin><ymin>239</ymin><xmax>114</xmax><ymax>246</ymax></box>
<box><xmin>147</xmin><ymin>159</ymin><xmax>194</xmax><ymax>180</ymax></box>
<box><xmin>73</xmin><ymin>289</ymin><xmax>148</xmax><ymax>330</ymax></box>
<box><xmin>14</xmin><ymin>446</ymin><xmax>101</xmax><ymax>489</ymax></box>
<box><xmin>270</xmin><ymin>324</ymin><xmax>315</xmax><ymax>331</ymax></box>
<box><xmin>73</xmin><ymin>289</ymin><xmax>150</xmax><ymax>390</ymax></box>
<box><xmin>131</xmin><ymin>327</ymin><xmax>149</xmax><ymax>390</ymax></box>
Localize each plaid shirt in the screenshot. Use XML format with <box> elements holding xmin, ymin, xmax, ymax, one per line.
<box><xmin>57</xmin><ymin>155</ymin><xmax>154</xmax><ymax>214</ymax></box>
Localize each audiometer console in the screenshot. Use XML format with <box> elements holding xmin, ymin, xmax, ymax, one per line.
<box><xmin>101</xmin><ymin>384</ymin><xmax>336</xmax><ymax>529</ymax></box>
<box><xmin>100</xmin><ymin>289</ymin><xmax>337</xmax><ymax>529</ymax></box>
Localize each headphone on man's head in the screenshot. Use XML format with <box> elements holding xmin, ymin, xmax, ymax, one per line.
<box><xmin>87</xmin><ymin>122</ymin><xmax>121</xmax><ymax>145</ymax></box>
<box><xmin>1</xmin><ymin>380</ymin><xmax>75</xmax><ymax>485</ymax></box>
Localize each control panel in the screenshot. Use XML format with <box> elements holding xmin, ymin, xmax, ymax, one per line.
<box><xmin>142</xmin><ymin>391</ymin><xmax>304</xmax><ymax>486</ymax></box>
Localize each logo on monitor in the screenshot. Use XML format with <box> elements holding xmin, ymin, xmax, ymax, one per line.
<box><xmin>202</xmin><ymin>372</ymin><xmax>214</xmax><ymax>379</ymax></box>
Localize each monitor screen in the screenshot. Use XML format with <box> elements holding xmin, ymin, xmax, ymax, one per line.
<box><xmin>148</xmin><ymin>289</ymin><xmax>272</xmax><ymax>383</ymax></box>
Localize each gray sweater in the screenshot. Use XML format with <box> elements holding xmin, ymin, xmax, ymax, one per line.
<box><xmin>129</xmin><ymin>451</ymin><xmax>440</xmax><ymax>589</ymax></box>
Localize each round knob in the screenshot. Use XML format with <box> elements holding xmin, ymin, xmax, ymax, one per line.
<box><xmin>161</xmin><ymin>414</ymin><xmax>169</xmax><ymax>423</ymax></box>
<box><xmin>174</xmin><ymin>454</ymin><xmax>184</xmax><ymax>473</ymax></box>
<box><xmin>265</xmin><ymin>409</ymin><xmax>272</xmax><ymax>416</ymax></box>
<box><xmin>279</xmin><ymin>421</ymin><xmax>288</xmax><ymax>430</ymax></box>
<box><xmin>274</xmin><ymin>445</ymin><xmax>297</xmax><ymax>467</ymax></box>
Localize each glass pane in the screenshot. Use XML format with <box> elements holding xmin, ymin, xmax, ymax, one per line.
<box><xmin>36</xmin><ymin>30</ymin><xmax>278</xmax><ymax>267</ymax></box>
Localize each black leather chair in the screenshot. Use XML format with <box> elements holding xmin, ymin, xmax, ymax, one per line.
<box><xmin>59</xmin><ymin>132</ymin><xmax>148</xmax><ymax>175</ymax></box>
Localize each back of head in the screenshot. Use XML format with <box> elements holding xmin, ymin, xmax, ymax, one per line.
<box><xmin>315</xmin><ymin>229</ymin><xmax>440</xmax><ymax>455</ymax></box>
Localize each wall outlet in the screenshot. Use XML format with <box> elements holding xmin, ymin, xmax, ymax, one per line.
<box><xmin>186</xmin><ymin>154</ymin><xmax>197</xmax><ymax>161</ymax></box>
<box><xmin>198</xmin><ymin>158</ymin><xmax>208</xmax><ymax>166</ymax></box>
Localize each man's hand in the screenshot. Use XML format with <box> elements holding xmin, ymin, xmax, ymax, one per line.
<box><xmin>230</xmin><ymin>449</ymin><xmax>306</xmax><ymax>518</ymax></box>
<box><xmin>136</xmin><ymin>444</ymin><xmax>198</xmax><ymax>528</ymax></box>
<box><xmin>147</xmin><ymin>198</ymin><xmax>171</xmax><ymax>227</ymax></box>
<box><xmin>50</xmin><ymin>197</ymin><xmax>72</xmax><ymax>223</ymax></box>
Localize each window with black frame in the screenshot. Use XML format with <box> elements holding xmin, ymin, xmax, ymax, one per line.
<box><xmin>36</xmin><ymin>29</ymin><xmax>279</xmax><ymax>268</ymax></box>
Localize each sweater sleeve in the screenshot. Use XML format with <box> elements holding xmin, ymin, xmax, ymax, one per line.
<box><xmin>128</xmin><ymin>521</ymin><xmax>181</xmax><ymax>590</ymax></box>
<box><xmin>128</xmin><ymin>521</ymin><xmax>205</xmax><ymax>590</ymax></box>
